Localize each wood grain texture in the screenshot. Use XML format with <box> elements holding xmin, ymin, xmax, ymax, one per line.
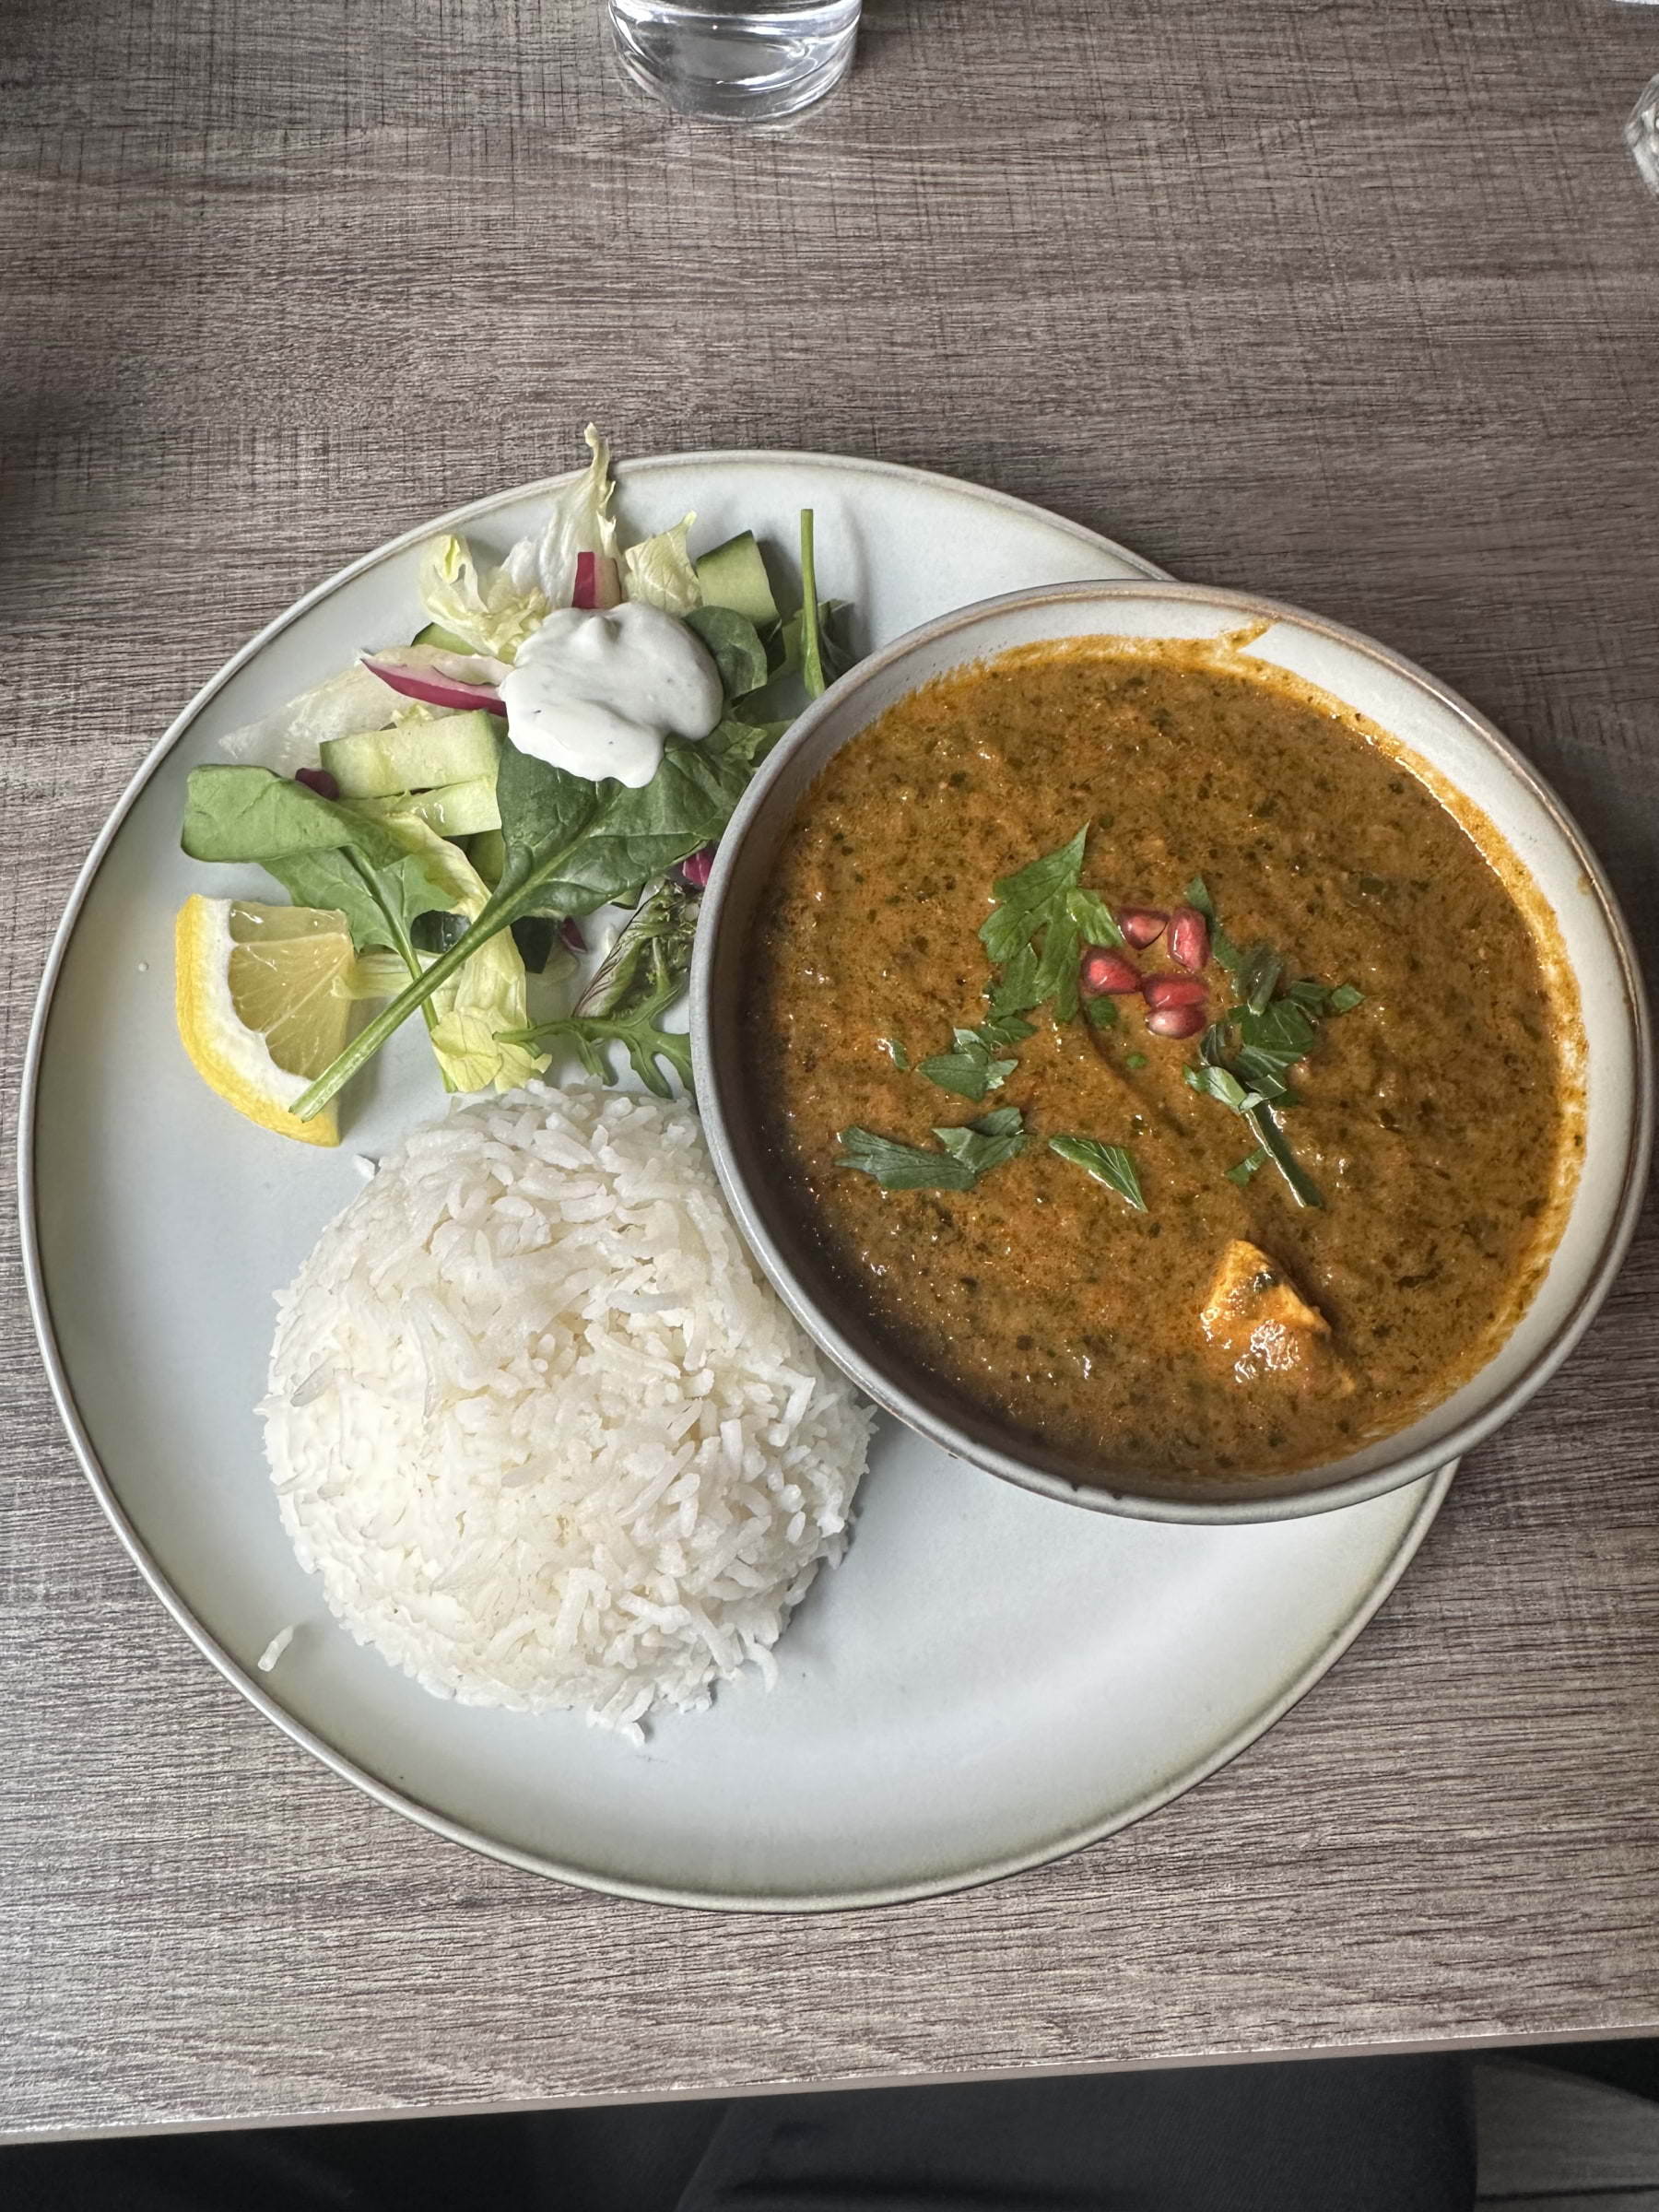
<box><xmin>3</xmin><ymin>0</ymin><xmax>1658</xmax><ymax>2145</ymax></box>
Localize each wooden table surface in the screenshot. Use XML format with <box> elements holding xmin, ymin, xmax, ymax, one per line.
<box><xmin>4</xmin><ymin>0</ymin><xmax>1658</xmax><ymax>2146</ymax></box>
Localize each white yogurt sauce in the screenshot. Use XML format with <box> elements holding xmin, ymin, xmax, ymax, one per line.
<box><xmin>500</xmin><ymin>603</ymin><xmax>724</xmax><ymax>788</ymax></box>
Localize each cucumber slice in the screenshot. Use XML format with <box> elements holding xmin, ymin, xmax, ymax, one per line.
<box><xmin>345</xmin><ymin>776</ymin><xmax>501</xmax><ymax>838</ymax></box>
<box><xmin>321</xmin><ymin>710</ymin><xmax>501</xmax><ymax>799</ymax></box>
<box><xmin>469</xmin><ymin>827</ymin><xmax>508</xmax><ymax>887</ymax></box>
<box><xmin>412</xmin><ymin>620</ymin><xmax>479</xmax><ymax>655</ymax></box>
<box><xmin>694</xmin><ymin>531</ymin><xmax>779</xmax><ymax>627</ymax></box>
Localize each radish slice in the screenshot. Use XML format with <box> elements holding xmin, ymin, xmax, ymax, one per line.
<box><xmin>1118</xmin><ymin>907</ymin><xmax>1169</xmax><ymax>949</ymax></box>
<box><xmin>678</xmin><ymin>846</ymin><xmax>716</xmax><ymax>889</ymax></box>
<box><xmin>1146</xmin><ymin>1004</ymin><xmax>1207</xmax><ymax>1040</ymax></box>
<box><xmin>361</xmin><ymin>655</ymin><xmax>503</xmax><ymax>715</ymax></box>
<box><xmin>1142</xmin><ymin>973</ymin><xmax>1207</xmax><ymax>1010</ymax></box>
<box><xmin>1080</xmin><ymin>947</ymin><xmax>1142</xmax><ymax>995</ymax></box>
<box><xmin>294</xmin><ymin>766</ymin><xmax>339</xmax><ymax>800</ymax></box>
<box><xmin>573</xmin><ymin>551</ymin><xmax>624</xmax><ymax>611</ymax></box>
<box><xmin>559</xmin><ymin>917</ymin><xmax>587</xmax><ymax>952</ymax></box>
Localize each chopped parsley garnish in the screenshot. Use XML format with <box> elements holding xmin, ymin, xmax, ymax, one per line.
<box><xmin>881</xmin><ymin>1037</ymin><xmax>912</xmax><ymax>1071</ymax></box>
<box><xmin>981</xmin><ymin>826</ymin><xmax>1089</xmax><ymax>1023</ymax></box>
<box><xmin>918</xmin><ymin>1013</ymin><xmax>1035</xmax><ymax>1100</ymax></box>
<box><xmin>838</xmin><ymin>1107</ymin><xmax>1028</xmax><ymax>1192</ymax></box>
<box><xmin>1181</xmin><ymin>893</ymin><xmax>1331</xmax><ymax>1208</ymax></box>
<box><xmin>1048</xmin><ymin>1135</ymin><xmax>1147</xmax><ymax>1212</ymax></box>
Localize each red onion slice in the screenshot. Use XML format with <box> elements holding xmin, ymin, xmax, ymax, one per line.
<box><xmin>361</xmin><ymin>655</ymin><xmax>503</xmax><ymax>716</ymax></box>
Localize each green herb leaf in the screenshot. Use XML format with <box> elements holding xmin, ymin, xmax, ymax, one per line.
<box><xmin>838</xmin><ymin>1107</ymin><xmax>1027</xmax><ymax>1192</ymax></box>
<box><xmin>500</xmin><ymin>879</ymin><xmax>700</xmax><ymax>1100</ymax></box>
<box><xmin>1083</xmin><ymin>994</ymin><xmax>1120</xmax><ymax>1030</ymax></box>
<box><xmin>934</xmin><ymin>1106</ymin><xmax>1030</xmax><ymax>1179</ymax></box>
<box><xmin>1232</xmin><ymin>1047</ymin><xmax>1294</xmax><ymax>1102</ymax></box>
<box><xmin>1237</xmin><ymin>996</ymin><xmax>1317</xmax><ymax>1068</ymax></box>
<box><xmin>1238</xmin><ymin>944</ymin><xmax>1284</xmax><ymax>1016</ymax></box>
<box><xmin>1246</xmin><ymin>1100</ymin><xmax>1323</xmax><ymax>1207</ymax></box>
<box><xmin>1124</xmin><ymin>1049</ymin><xmax>1147</xmax><ymax>1068</ymax></box>
<box><xmin>976</xmin><ymin>1012</ymin><xmax>1037</xmax><ymax>1053</ymax></box>
<box><xmin>918</xmin><ymin>1028</ymin><xmax>1018</xmax><ymax>1101</ymax></box>
<box><xmin>1184</xmin><ymin>1063</ymin><xmax>1264</xmax><ymax>1114</ymax></box>
<box><xmin>881</xmin><ymin>1037</ymin><xmax>912</xmax><ymax>1071</ymax></box>
<box><xmin>1226</xmin><ymin>1145</ymin><xmax>1270</xmax><ymax>1185</ymax></box>
<box><xmin>980</xmin><ymin>826</ymin><xmax>1090</xmax><ymax>1025</ymax></box>
<box><xmin>1065</xmin><ymin>888</ymin><xmax>1124</xmax><ymax>948</ymax></box>
<box><xmin>1327</xmin><ymin>982</ymin><xmax>1366</xmax><ymax>1014</ymax></box>
<box><xmin>1285</xmin><ymin>978</ymin><xmax>1330</xmax><ymax>1012</ymax></box>
<box><xmin>798</xmin><ymin>510</ymin><xmax>828</xmax><ymax>701</ymax></box>
<box><xmin>987</xmin><ymin>940</ymin><xmax>1042</xmax><ymax>1018</ymax></box>
<box><xmin>1048</xmin><ymin>1135</ymin><xmax>1147</xmax><ymax>1211</ymax></box>
<box><xmin>683</xmin><ymin>605</ymin><xmax>771</xmax><ymax>700</ymax></box>
<box><xmin>1184</xmin><ymin>874</ymin><xmax>1244</xmax><ymax>976</ymax></box>
<box><xmin>981</xmin><ymin>826</ymin><xmax>1088</xmax><ymax>964</ymax></box>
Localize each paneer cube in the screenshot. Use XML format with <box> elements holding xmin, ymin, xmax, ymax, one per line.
<box><xmin>1201</xmin><ymin>1240</ymin><xmax>1353</xmax><ymax>1395</ymax></box>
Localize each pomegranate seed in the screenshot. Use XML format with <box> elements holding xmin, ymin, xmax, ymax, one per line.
<box><xmin>1146</xmin><ymin>1003</ymin><xmax>1207</xmax><ymax>1040</ymax></box>
<box><xmin>1079</xmin><ymin>947</ymin><xmax>1141</xmax><ymax>995</ymax></box>
<box><xmin>294</xmin><ymin>765</ymin><xmax>339</xmax><ymax>800</ymax></box>
<box><xmin>1118</xmin><ymin>907</ymin><xmax>1169</xmax><ymax>949</ymax></box>
<box><xmin>1168</xmin><ymin>905</ymin><xmax>1210</xmax><ymax>971</ymax></box>
<box><xmin>1142</xmin><ymin>972</ymin><xmax>1207</xmax><ymax>1010</ymax></box>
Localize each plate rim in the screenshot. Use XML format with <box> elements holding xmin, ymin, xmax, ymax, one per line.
<box><xmin>21</xmin><ymin>450</ymin><xmax>1453</xmax><ymax>1912</ymax></box>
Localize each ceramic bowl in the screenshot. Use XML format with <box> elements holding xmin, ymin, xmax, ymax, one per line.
<box><xmin>691</xmin><ymin>582</ymin><xmax>1651</xmax><ymax>1523</ymax></box>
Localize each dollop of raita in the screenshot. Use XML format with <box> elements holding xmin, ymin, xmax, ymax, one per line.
<box><xmin>500</xmin><ymin>604</ymin><xmax>724</xmax><ymax>788</ymax></box>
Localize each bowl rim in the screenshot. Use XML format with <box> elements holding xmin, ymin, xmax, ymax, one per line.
<box><xmin>690</xmin><ymin>578</ymin><xmax>1653</xmax><ymax>1524</ymax></box>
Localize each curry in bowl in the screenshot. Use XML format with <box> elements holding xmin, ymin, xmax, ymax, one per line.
<box><xmin>745</xmin><ymin>638</ymin><xmax>1583</xmax><ymax>1483</ymax></box>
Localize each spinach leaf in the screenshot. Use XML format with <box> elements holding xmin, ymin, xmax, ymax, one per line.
<box><xmin>1047</xmin><ymin>1135</ymin><xmax>1147</xmax><ymax>1211</ymax></box>
<box><xmin>292</xmin><ymin>731</ymin><xmax>747</xmax><ymax>1122</ymax></box>
<box><xmin>182</xmin><ymin>766</ymin><xmax>453</xmax><ymax>1004</ymax></box>
<box><xmin>839</xmin><ymin>1107</ymin><xmax>1027</xmax><ymax>1191</ymax></box>
<box><xmin>683</xmin><ymin>606</ymin><xmax>771</xmax><ymax>700</ymax></box>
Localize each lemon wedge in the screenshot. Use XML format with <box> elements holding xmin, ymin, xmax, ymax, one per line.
<box><xmin>175</xmin><ymin>897</ymin><xmax>357</xmax><ymax>1146</ymax></box>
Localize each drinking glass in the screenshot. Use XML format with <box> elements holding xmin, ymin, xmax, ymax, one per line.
<box><xmin>1628</xmin><ymin>72</ymin><xmax>1659</xmax><ymax>194</ymax></box>
<box><xmin>606</xmin><ymin>0</ymin><xmax>861</xmax><ymax>123</ymax></box>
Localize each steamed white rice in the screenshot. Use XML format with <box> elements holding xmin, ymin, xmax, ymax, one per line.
<box><xmin>263</xmin><ymin>1082</ymin><xmax>871</xmax><ymax>1738</ymax></box>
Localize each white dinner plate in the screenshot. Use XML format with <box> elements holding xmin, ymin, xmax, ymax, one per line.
<box><xmin>21</xmin><ymin>452</ymin><xmax>1452</xmax><ymax>1911</ymax></box>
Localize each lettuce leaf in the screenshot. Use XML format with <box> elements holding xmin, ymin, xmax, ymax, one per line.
<box><xmin>218</xmin><ymin>664</ymin><xmax>403</xmax><ymax>777</ymax></box>
<box><xmin>500</xmin><ymin>423</ymin><xmax>622</xmax><ymax>607</ymax></box>
<box><xmin>377</xmin><ymin>815</ymin><xmax>546</xmax><ymax>1094</ymax></box>
<box><xmin>623</xmin><ymin>514</ymin><xmax>701</xmax><ymax>617</ymax></box>
<box><xmin>418</xmin><ymin>536</ymin><xmax>548</xmax><ymax>661</ymax></box>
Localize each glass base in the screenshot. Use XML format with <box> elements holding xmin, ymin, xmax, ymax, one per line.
<box><xmin>607</xmin><ymin>1</ymin><xmax>859</xmax><ymax>124</ymax></box>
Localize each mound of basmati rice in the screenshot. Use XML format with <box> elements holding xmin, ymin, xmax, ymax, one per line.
<box><xmin>263</xmin><ymin>1082</ymin><xmax>871</xmax><ymax>1738</ymax></box>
